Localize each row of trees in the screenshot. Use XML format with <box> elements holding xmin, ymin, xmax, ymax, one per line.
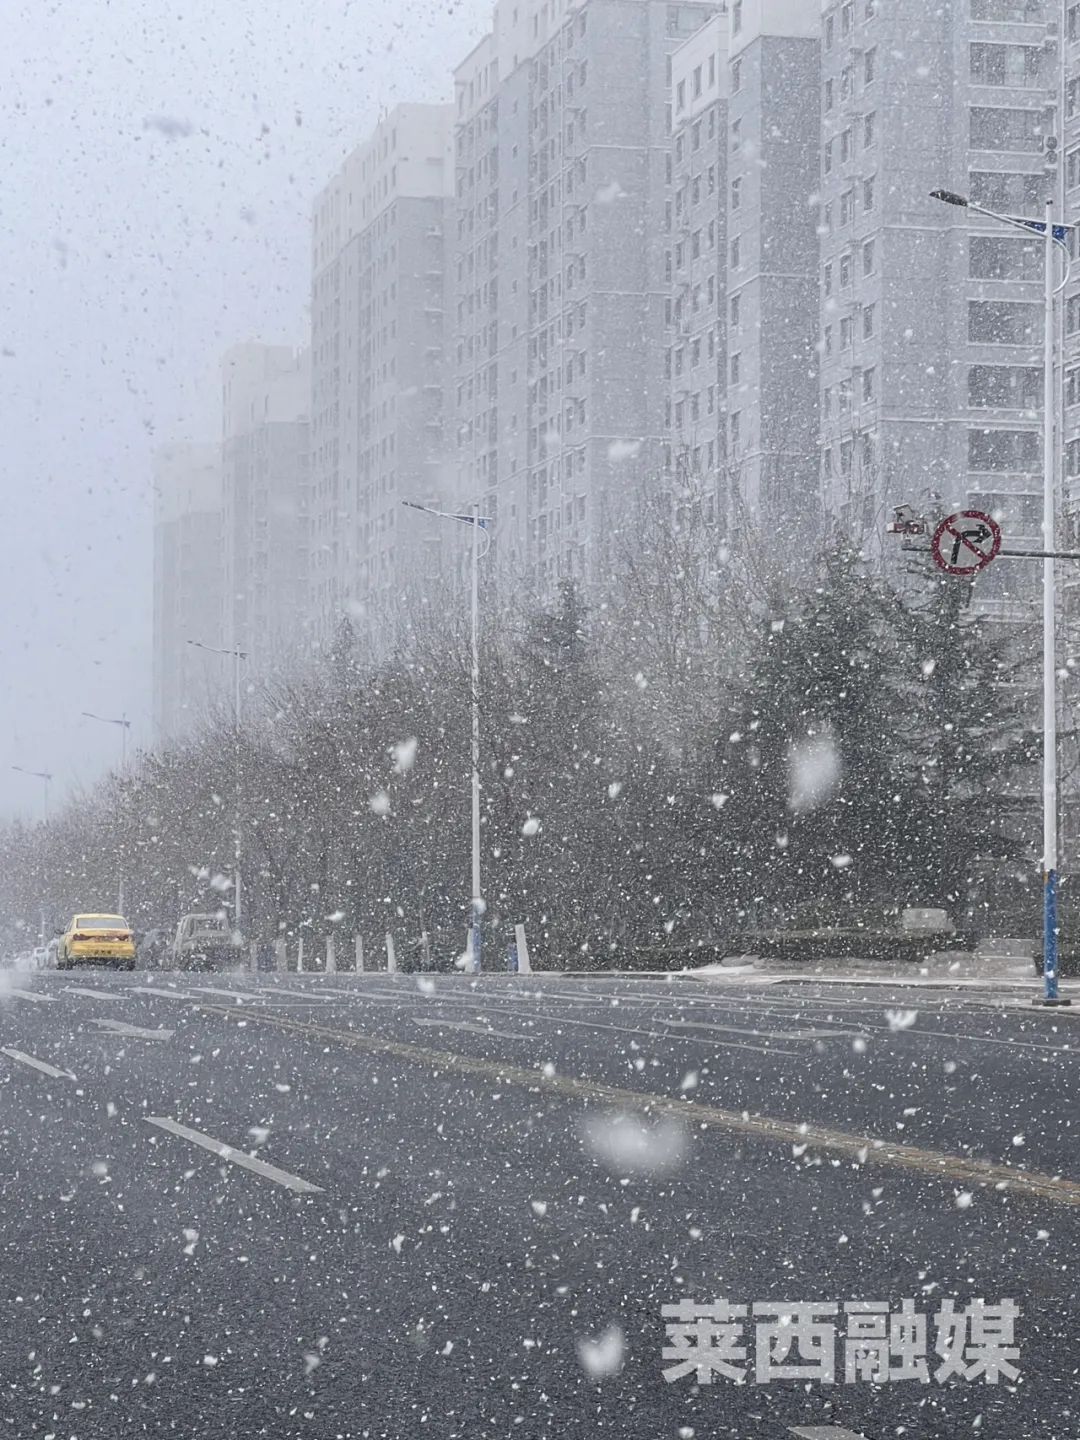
<box><xmin>0</xmin><ymin>496</ymin><xmax>1042</xmax><ymax>968</ymax></box>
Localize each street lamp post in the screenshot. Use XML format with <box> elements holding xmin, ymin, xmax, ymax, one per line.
<box><xmin>402</xmin><ymin>498</ymin><xmax>491</xmax><ymax>970</ymax></box>
<box><xmin>11</xmin><ymin>765</ymin><xmax>52</xmax><ymax>820</ymax></box>
<box><xmin>188</xmin><ymin>639</ymin><xmax>248</xmax><ymax>930</ymax></box>
<box><xmin>82</xmin><ymin>711</ymin><xmax>133</xmax><ymax>913</ymax></box>
<box><xmin>931</xmin><ymin>187</ymin><xmax>1073</xmax><ymax>1006</ymax></box>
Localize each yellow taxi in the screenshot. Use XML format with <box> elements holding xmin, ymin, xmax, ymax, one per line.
<box><xmin>57</xmin><ymin>914</ymin><xmax>137</xmax><ymax>970</ymax></box>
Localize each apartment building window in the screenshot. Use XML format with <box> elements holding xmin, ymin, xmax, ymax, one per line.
<box><xmin>1068</xmin><ymin>368</ymin><xmax>1080</xmax><ymax>408</ymax></box>
<box><xmin>730</xmin><ymin>352</ymin><xmax>741</xmax><ymax>385</ymax></box>
<box><xmin>841</xmin><ymin>128</ymin><xmax>852</xmax><ymax>164</ymax></box>
<box><xmin>823</xmin><ymin>202</ymin><xmax>833</xmax><ymax>234</ymax></box>
<box><xmin>731</xmin><ymin>118</ymin><xmax>741</xmax><ymax>152</ymax></box>
<box><xmin>676</xmin><ymin>80</ymin><xmax>687</xmax><ymax>111</ymax></box>
<box><xmin>864</xmin><ymin>48</ymin><xmax>876</xmax><ymax>84</ymax></box>
<box><xmin>968</xmin><ymin>428</ymin><xmax>1039</xmax><ymax>470</ymax></box>
<box><xmin>839</xmin><ymin>378</ymin><xmax>853</xmax><ymax>412</ymax></box>
<box><xmin>1069</xmin><ymin>149</ymin><xmax>1080</xmax><ymax>190</ymax></box>
<box><xmin>733</xmin><ymin>0</ymin><xmax>743</xmax><ymax>33</ymax></box>
<box><xmin>708</xmin><ymin>55</ymin><xmax>715</xmax><ymax>86</ymax></box>
<box><xmin>825</xmin><ymin>14</ymin><xmax>835</xmax><ymax>49</ymax></box>
<box><xmin>971</xmin><ymin>0</ymin><xmax>1042</xmax><ymax>17</ymax></box>
<box><xmin>969</xmin><ymin>300</ymin><xmax>1041</xmax><ymax>343</ymax></box>
<box><xmin>970</xmin><ymin>169</ymin><xmax>1045</xmax><ymax>209</ymax></box>
<box><xmin>675</xmin><ymin>240</ymin><xmax>685</xmax><ymax>269</ymax></box>
<box><xmin>692</xmin><ymin>176</ymin><xmax>701</xmax><ymax>204</ymax></box>
<box><xmin>708</xmin><ymin>164</ymin><xmax>716</xmax><ymax>194</ymax></box>
<box><xmin>970</xmin><ymin>43</ymin><xmax>1042</xmax><ymax>88</ymax></box>
<box><xmin>825</xmin><ymin>138</ymin><xmax>834</xmax><ymax>173</ymax></box>
<box><xmin>731</xmin><ymin>411</ymin><xmax>741</xmax><ymax>445</ymax></box>
<box><xmin>1068</xmin><ymin>294</ymin><xmax>1080</xmax><ymax>335</ymax></box>
<box><xmin>707</xmin><ymin>385</ymin><xmax>716</xmax><ymax>414</ymax></box>
<box><xmin>968</xmin><ymin>365</ymin><xmax>1042</xmax><ymax>408</ymax></box>
<box><xmin>862</xmin><ymin>238</ymin><xmax>875</xmax><ymax>274</ymax></box>
<box><xmin>1069</xmin><ymin>78</ymin><xmax>1080</xmax><ymax>121</ymax></box>
<box><xmin>842</xmin><ymin>1</ymin><xmax>854</xmax><ymax>34</ymax></box>
<box><xmin>840</xmin><ymin>437</ymin><xmax>854</xmax><ymax>475</ymax></box>
<box><xmin>692</xmin><ymin>228</ymin><xmax>702</xmax><ymax>259</ymax></box>
<box><xmin>692</xmin><ymin>120</ymin><xmax>702</xmax><ymax>152</ymax></box>
<box><xmin>970</xmin><ymin>107</ymin><xmax>1044</xmax><ymax>152</ymax></box>
<box><xmin>864</xmin><ymin>112</ymin><xmax>876</xmax><ymax>148</ymax></box>
<box><xmin>731</xmin><ymin>235</ymin><xmax>741</xmax><ymax>268</ymax></box>
<box><xmin>732</xmin><ymin>176</ymin><xmax>742</xmax><ymax>210</ymax></box>
<box><xmin>824</xmin><ymin>386</ymin><xmax>833</xmax><ymax>419</ymax></box>
<box><xmin>862</xmin><ymin>368</ymin><xmax>876</xmax><ymax>402</ymax></box>
<box><xmin>1069</xmin><ymin>2</ymin><xmax>1080</xmax><ymax>39</ymax></box>
<box><xmin>825</xmin><ymin>78</ymin><xmax>834</xmax><ymax>112</ymax></box>
<box><xmin>824</xmin><ymin>261</ymin><xmax>834</xmax><ymax>295</ymax></box>
<box><xmin>732</xmin><ymin>58</ymin><xmax>742</xmax><ymax>92</ymax></box>
<box><xmin>969</xmin><ymin>234</ymin><xmax>1041</xmax><ymax>280</ymax></box>
<box><xmin>1070</xmin><ymin>440</ymin><xmax>1080</xmax><ymax>477</ymax></box>
<box><xmin>675</xmin><ymin>134</ymin><xmax>685</xmax><ymax>163</ymax></box>
<box><xmin>863</xmin><ymin>175</ymin><xmax>875</xmax><ymax>211</ymax></box>
<box><xmin>841</xmin><ymin>65</ymin><xmax>853</xmax><ymax>101</ymax></box>
<box><xmin>863</xmin><ymin>303</ymin><xmax>875</xmax><ymax>338</ymax></box>
<box><xmin>824</xmin><ymin>324</ymin><xmax>833</xmax><ymax>356</ymax></box>
<box><xmin>693</xmin><ymin>64</ymin><xmax>703</xmax><ymax>98</ymax></box>
<box><xmin>730</xmin><ymin>293</ymin><xmax>741</xmax><ymax>327</ymax></box>
<box><xmin>840</xmin><ymin>252</ymin><xmax>853</xmax><ymax>288</ymax></box>
<box><xmin>840</xmin><ymin>315</ymin><xmax>853</xmax><ymax>349</ymax></box>
<box><xmin>841</xmin><ymin>189</ymin><xmax>855</xmax><ymax>225</ymax></box>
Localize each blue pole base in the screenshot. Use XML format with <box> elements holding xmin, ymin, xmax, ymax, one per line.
<box><xmin>1033</xmin><ymin>996</ymin><xmax>1073</xmax><ymax>1006</ymax></box>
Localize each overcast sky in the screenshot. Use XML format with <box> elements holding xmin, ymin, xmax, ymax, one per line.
<box><xmin>0</xmin><ymin>0</ymin><xmax>489</xmax><ymax>821</ymax></box>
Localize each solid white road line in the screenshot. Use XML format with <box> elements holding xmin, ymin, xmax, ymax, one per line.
<box><xmin>133</xmin><ymin>986</ymin><xmax>195</xmax><ymax>1000</ymax></box>
<box><xmin>0</xmin><ymin>1046</ymin><xmax>75</xmax><ymax>1080</ymax></box>
<box><xmin>91</xmin><ymin>1019</ymin><xmax>174</xmax><ymax>1041</ymax></box>
<box><xmin>144</xmin><ymin>1117</ymin><xmax>323</xmax><ymax>1193</ymax></box>
<box><xmin>5</xmin><ymin>989</ymin><xmax>59</xmax><ymax>1003</ymax></box>
<box><xmin>65</xmin><ymin>986</ymin><xmax>125</xmax><ymax>1000</ymax></box>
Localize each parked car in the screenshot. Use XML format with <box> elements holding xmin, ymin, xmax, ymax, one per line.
<box><xmin>137</xmin><ymin>927</ymin><xmax>169</xmax><ymax>969</ymax></box>
<box><xmin>57</xmin><ymin>913</ymin><xmax>136</xmax><ymax>970</ymax></box>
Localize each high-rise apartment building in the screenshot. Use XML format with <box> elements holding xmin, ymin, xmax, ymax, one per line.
<box><xmin>451</xmin><ymin>0</ymin><xmax>716</xmax><ymax>593</ymax></box>
<box><xmin>310</xmin><ymin>104</ymin><xmax>455</xmax><ymax>637</ymax></box>
<box><xmin>669</xmin><ymin>15</ymin><xmax>729</xmax><ymax>504</ymax></box>
<box><xmin>819</xmin><ymin>0</ymin><xmax>1055</xmax><ymax>605</ymax></box>
<box><xmin>151</xmin><ymin>443</ymin><xmax>225</xmax><ymax>740</ymax></box>
<box><xmin>726</xmin><ymin>0</ymin><xmax>820</xmax><ymax>540</ymax></box>
<box><xmin>221</xmin><ymin>344</ymin><xmax>310</xmax><ymax>675</ymax></box>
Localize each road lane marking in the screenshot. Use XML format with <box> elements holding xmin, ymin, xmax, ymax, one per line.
<box><xmin>133</xmin><ymin>986</ymin><xmax>195</xmax><ymax>1000</ymax></box>
<box><xmin>412</xmin><ymin>1017</ymin><xmax>533</xmax><ymax>1041</ymax></box>
<box><xmin>91</xmin><ymin>1019</ymin><xmax>174</xmax><ymax>1041</ymax></box>
<box><xmin>65</xmin><ymin>986</ymin><xmax>125</xmax><ymax>1001</ymax></box>
<box><xmin>790</xmin><ymin>1428</ymin><xmax>870</xmax><ymax>1439</ymax></box>
<box><xmin>0</xmin><ymin>1047</ymin><xmax>75</xmax><ymax>1080</ymax></box>
<box><xmin>189</xmin><ymin>986</ymin><xmax>265</xmax><ymax>1002</ymax></box>
<box><xmin>5</xmin><ymin>989</ymin><xmax>59</xmax><ymax>1003</ymax></box>
<box><xmin>144</xmin><ymin>1117</ymin><xmax>323</xmax><ymax>1193</ymax></box>
<box><xmin>198</xmin><ymin>1005</ymin><xmax>1080</xmax><ymax>1209</ymax></box>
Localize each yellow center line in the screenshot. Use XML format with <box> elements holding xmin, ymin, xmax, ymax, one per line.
<box><xmin>197</xmin><ymin>1004</ymin><xmax>1080</xmax><ymax>1209</ymax></box>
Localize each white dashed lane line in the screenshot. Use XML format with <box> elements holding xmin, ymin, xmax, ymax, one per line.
<box><xmin>5</xmin><ymin>989</ymin><xmax>59</xmax><ymax>1004</ymax></box>
<box><xmin>144</xmin><ymin>1117</ymin><xmax>323</xmax><ymax>1194</ymax></box>
<box><xmin>65</xmin><ymin>986</ymin><xmax>125</xmax><ymax>1001</ymax></box>
<box><xmin>789</xmin><ymin>1428</ymin><xmax>870</xmax><ymax>1439</ymax></box>
<box><xmin>133</xmin><ymin>986</ymin><xmax>195</xmax><ymax>1000</ymax></box>
<box><xmin>0</xmin><ymin>1046</ymin><xmax>75</xmax><ymax>1080</ymax></box>
<box><xmin>91</xmin><ymin>1019</ymin><xmax>174</xmax><ymax>1041</ymax></box>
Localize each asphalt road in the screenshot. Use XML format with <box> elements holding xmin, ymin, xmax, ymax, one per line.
<box><xmin>1</xmin><ymin>966</ymin><xmax>1078</xmax><ymax>1438</ymax></box>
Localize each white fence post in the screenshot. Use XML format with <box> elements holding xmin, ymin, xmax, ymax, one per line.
<box><xmin>421</xmin><ymin>930</ymin><xmax>432</xmax><ymax>970</ymax></box>
<box><xmin>248</xmin><ymin>940</ymin><xmax>258</xmax><ymax>973</ymax></box>
<box><xmin>297</xmin><ymin>937</ymin><xmax>305</xmax><ymax>974</ymax></box>
<box><xmin>274</xmin><ymin>937</ymin><xmax>286</xmax><ymax>972</ymax></box>
<box><xmin>355</xmin><ymin>934</ymin><xmax>365</xmax><ymax>972</ymax></box>
<box><xmin>514</xmin><ymin>923</ymin><xmax>532</xmax><ymax>974</ymax></box>
<box><xmin>385</xmin><ymin>931</ymin><xmax>396</xmax><ymax>974</ymax></box>
<box><xmin>325</xmin><ymin>933</ymin><xmax>336</xmax><ymax>974</ymax></box>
